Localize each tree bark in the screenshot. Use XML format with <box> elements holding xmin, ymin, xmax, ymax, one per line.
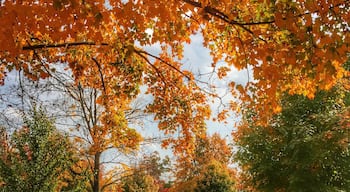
<box><xmin>93</xmin><ymin>152</ymin><xmax>101</xmax><ymax>192</ymax></box>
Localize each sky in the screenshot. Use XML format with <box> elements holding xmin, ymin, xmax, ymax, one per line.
<box><xmin>142</xmin><ymin>33</ymin><xmax>250</xmax><ymax>135</ymax></box>
<box><xmin>0</xmin><ymin>32</ymin><xmax>250</xmax><ymax>173</ymax></box>
<box><xmin>133</xmin><ymin>33</ymin><xmax>251</xmax><ymax>163</ymax></box>
<box><xmin>0</xmin><ymin>0</ymin><xmax>251</xmax><ymax>163</ymax></box>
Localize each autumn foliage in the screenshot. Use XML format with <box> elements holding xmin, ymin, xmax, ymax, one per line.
<box><xmin>0</xmin><ymin>0</ymin><xmax>349</xmax><ymax>191</ymax></box>
<box><xmin>1</xmin><ymin>0</ymin><xmax>349</xmax><ymax>122</ymax></box>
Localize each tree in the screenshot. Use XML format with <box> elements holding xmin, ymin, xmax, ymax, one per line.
<box><xmin>39</xmin><ymin>68</ymin><xmax>144</xmax><ymax>192</ymax></box>
<box><xmin>0</xmin><ymin>0</ymin><xmax>349</xmax><ymax>122</ymax></box>
<box><xmin>117</xmin><ymin>152</ymin><xmax>170</xmax><ymax>192</ymax></box>
<box><xmin>0</xmin><ymin>0</ymin><xmax>349</xmax><ymax>189</ymax></box>
<box><xmin>0</xmin><ymin>4</ymin><xmax>211</xmax><ymax>191</ymax></box>
<box><xmin>194</xmin><ymin>160</ymin><xmax>235</xmax><ymax>192</ymax></box>
<box><xmin>0</xmin><ymin>108</ymin><xmax>89</xmax><ymax>191</ymax></box>
<box><xmin>121</xmin><ymin>172</ymin><xmax>159</xmax><ymax>192</ymax></box>
<box><xmin>173</xmin><ymin>133</ymin><xmax>236</xmax><ymax>191</ymax></box>
<box><xmin>0</xmin><ymin>68</ymin><xmax>146</xmax><ymax>192</ymax></box>
<box><xmin>234</xmin><ymin>86</ymin><xmax>350</xmax><ymax>191</ymax></box>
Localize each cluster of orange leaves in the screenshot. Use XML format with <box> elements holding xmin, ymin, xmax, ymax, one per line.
<box><xmin>0</xmin><ymin>0</ymin><xmax>349</xmax><ymax>154</ymax></box>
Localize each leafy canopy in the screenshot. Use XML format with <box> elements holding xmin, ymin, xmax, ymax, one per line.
<box><xmin>0</xmin><ymin>109</ymin><xmax>88</xmax><ymax>191</ymax></box>
<box><xmin>0</xmin><ymin>0</ymin><xmax>349</xmax><ymax>126</ymax></box>
<box><xmin>0</xmin><ymin>1</ymin><xmax>349</xmax><ymax>166</ymax></box>
<box><xmin>173</xmin><ymin>133</ymin><xmax>236</xmax><ymax>191</ymax></box>
<box><xmin>234</xmin><ymin>86</ymin><xmax>350</xmax><ymax>192</ymax></box>
<box><xmin>194</xmin><ymin>160</ymin><xmax>236</xmax><ymax>192</ymax></box>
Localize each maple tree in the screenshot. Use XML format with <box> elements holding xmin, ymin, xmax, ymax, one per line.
<box><xmin>0</xmin><ymin>0</ymin><xmax>211</xmax><ymax>175</ymax></box>
<box><xmin>0</xmin><ymin>63</ymin><xmax>147</xmax><ymax>192</ymax></box>
<box><xmin>0</xmin><ymin>0</ymin><xmax>349</xmax><ymax>190</ymax></box>
<box><xmin>44</xmin><ymin>70</ymin><xmax>144</xmax><ymax>192</ymax></box>
<box><xmin>234</xmin><ymin>85</ymin><xmax>350</xmax><ymax>191</ymax></box>
<box><xmin>0</xmin><ymin>0</ymin><xmax>349</xmax><ymax>122</ymax></box>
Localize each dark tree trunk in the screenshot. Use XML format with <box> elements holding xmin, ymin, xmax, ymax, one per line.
<box><xmin>93</xmin><ymin>152</ymin><xmax>101</xmax><ymax>192</ymax></box>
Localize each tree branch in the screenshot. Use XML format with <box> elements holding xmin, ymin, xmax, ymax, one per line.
<box><xmin>22</xmin><ymin>41</ymin><xmax>108</xmax><ymax>50</ymax></box>
<box><xmin>135</xmin><ymin>49</ymin><xmax>192</xmax><ymax>81</ymax></box>
<box><xmin>182</xmin><ymin>0</ymin><xmax>349</xmax><ymax>42</ymax></box>
<box><xmin>91</xmin><ymin>58</ymin><xmax>106</xmax><ymax>94</ymax></box>
<box><xmin>181</xmin><ymin>0</ymin><xmax>274</xmax><ymax>26</ymax></box>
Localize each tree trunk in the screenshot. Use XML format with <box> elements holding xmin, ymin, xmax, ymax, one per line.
<box><xmin>93</xmin><ymin>152</ymin><xmax>101</xmax><ymax>192</ymax></box>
